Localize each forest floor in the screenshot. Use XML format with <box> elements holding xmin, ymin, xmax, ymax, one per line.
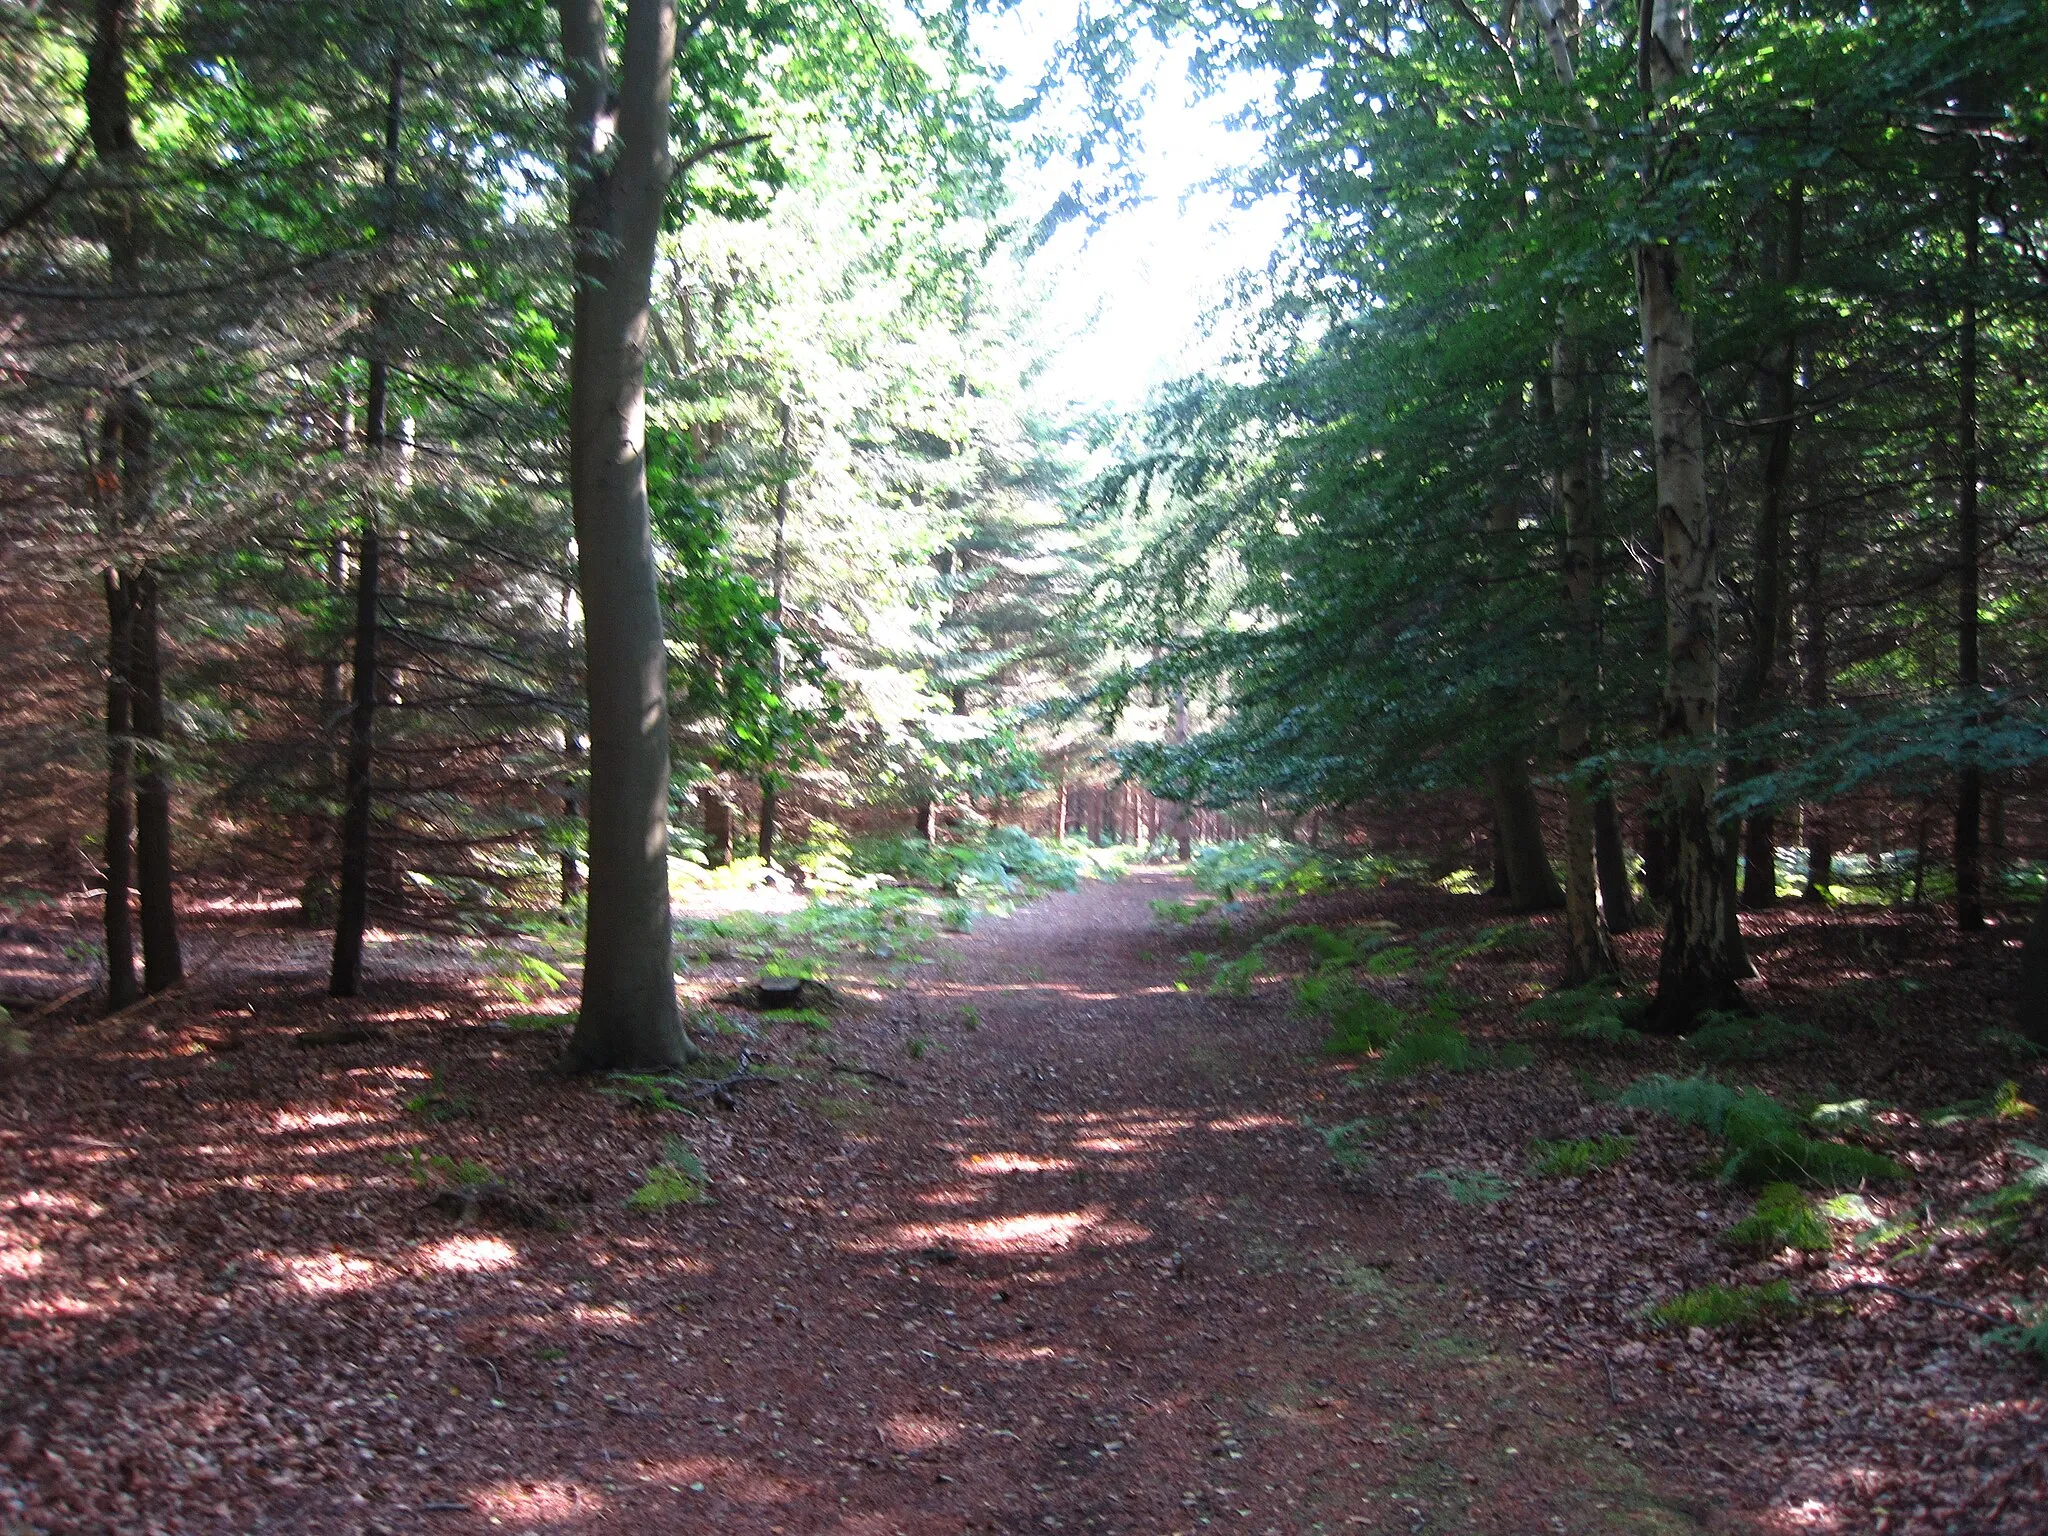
<box><xmin>1</xmin><ymin>868</ymin><xmax>2043</xmax><ymax>1536</ymax></box>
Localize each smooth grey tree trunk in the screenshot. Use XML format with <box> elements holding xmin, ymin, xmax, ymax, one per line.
<box><xmin>560</xmin><ymin>0</ymin><xmax>694</xmax><ymax>1070</ymax></box>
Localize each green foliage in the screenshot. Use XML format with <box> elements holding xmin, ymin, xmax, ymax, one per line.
<box><xmin>1809</xmin><ymin>1100</ymin><xmax>1885</xmax><ymax>1133</ymax></box>
<box><xmin>599</xmin><ymin>1074</ymin><xmax>687</xmax><ymax>1113</ymax></box>
<box><xmin>1927</xmin><ymin>1081</ymin><xmax>2037</xmax><ymax>1128</ymax></box>
<box><xmin>1524</xmin><ymin>984</ymin><xmax>1641</xmax><ymax>1046</ymax></box>
<box><xmin>1362</xmin><ymin>945</ymin><xmax>1417</xmax><ymax>977</ymax></box>
<box><xmin>1966</xmin><ymin>1141</ymin><xmax>2048</xmax><ymax>1240</ymax></box>
<box><xmin>760</xmin><ymin>1008</ymin><xmax>833</xmax><ymax>1032</ymax></box>
<box><xmin>1527</xmin><ymin>1135</ymin><xmax>1635</xmax><ymax>1178</ymax></box>
<box><xmin>1980</xmin><ymin>1028</ymin><xmax>2048</xmax><ymax>1064</ymax></box>
<box><xmin>1314</xmin><ymin>984</ymin><xmax>1412</xmax><ymax>1057</ymax></box>
<box><xmin>392</xmin><ymin>1150</ymin><xmax>494</xmax><ymax>1191</ymax></box>
<box><xmin>1644</xmin><ymin>1282</ymin><xmax>1800</xmax><ymax>1332</ymax></box>
<box><xmin>1415</xmin><ymin>1168</ymin><xmax>1510</xmax><ymax>1206</ymax></box>
<box><xmin>628</xmin><ymin>1137</ymin><xmax>710</xmax><ymax>1212</ymax></box>
<box><xmin>1209</xmin><ymin>952</ymin><xmax>1262</xmax><ymax>999</ymax></box>
<box><xmin>1685</xmin><ymin>1011</ymin><xmax>1828</xmax><ymax>1064</ymax></box>
<box><xmin>1379</xmin><ymin>1022</ymin><xmax>1472</xmax><ymax>1078</ymax></box>
<box><xmin>958</xmin><ymin>1003</ymin><xmax>981</xmax><ymax>1031</ymax></box>
<box><xmin>906</xmin><ymin>1035</ymin><xmax>936</xmax><ymax>1060</ymax></box>
<box><xmin>1306</xmin><ymin>1117</ymin><xmax>1377</xmax><ymax>1173</ymax></box>
<box><xmin>502</xmin><ymin>1011</ymin><xmax>572</xmax><ymax>1033</ymax></box>
<box><xmin>1619</xmin><ymin>1075</ymin><xmax>1903</xmax><ymax>1189</ymax></box>
<box><xmin>1151</xmin><ymin>897</ymin><xmax>1220</xmax><ymax>926</ymax></box>
<box><xmin>1722</xmin><ymin>1184</ymin><xmax>1832</xmax><ymax>1254</ymax></box>
<box><xmin>1987</xmin><ymin>1303</ymin><xmax>2048</xmax><ymax>1366</ymax></box>
<box><xmin>401</xmin><ymin>1070</ymin><xmax>474</xmax><ymax>1124</ymax></box>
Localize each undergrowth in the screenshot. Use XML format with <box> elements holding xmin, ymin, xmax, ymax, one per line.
<box><xmin>1618</xmin><ymin>1074</ymin><xmax>1903</xmax><ymax>1188</ymax></box>
<box><xmin>1644</xmin><ymin>1280</ymin><xmax>1799</xmax><ymax>1331</ymax></box>
<box><xmin>1527</xmin><ymin>1134</ymin><xmax>1634</xmax><ymax>1178</ymax></box>
<box><xmin>1722</xmin><ymin>1183</ymin><xmax>1831</xmax><ymax>1254</ymax></box>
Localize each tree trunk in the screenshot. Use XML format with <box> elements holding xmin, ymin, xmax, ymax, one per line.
<box><xmin>701</xmin><ymin>784</ymin><xmax>734</xmax><ymax>867</ymax></box>
<box><xmin>757</xmin><ymin>400</ymin><xmax>794</xmax><ymax>867</ymax></box>
<box><xmin>1798</xmin><ymin>506</ymin><xmax>1833</xmax><ymax>901</ymax></box>
<box><xmin>329</xmin><ymin>525</ymin><xmax>380</xmax><ymax>998</ymax></box>
<box><xmin>1639</xmin><ymin>0</ymin><xmax>1745</xmax><ymax>1027</ymax></box>
<box><xmin>329</xmin><ymin>38</ymin><xmax>404</xmax><ymax>997</ymax></box>
<box><xmin>1592</xmin><ymin>792</ymin><xmax>1636</xmax><ymax>933</ymax></box>
<box><xmin>1737</xmin><ymin>181</ymin><xmax>1802</xmax><ymax>912</ymax></box>
<box><xmin>102</xmin><ymin>569</ymin><xmax>138</xmax><ymax>1010</ymax></box>
<box><xmin>1553</xmin><ymin>331</ymin><xmax>1615</xmax><ymax>980</ymax></box>
<box><xmin>2017</xmin><ymin>896</ymin><xmax>2048</xmax><ymax>1049</ymax></box>
<box><xmin>913</xmin><ymin>795</ymin><xmax>936</xmax><ymax>843</ymax></box>
<box><xmin>1484</xmin><ymin>757</ymin><xmax>1565</xmax><ymax>914</ymax></box>
<box><xmin>560</xmin><ymin>0</ymin><xmax>693</xmax><ymax>1070</ymax></box>
<box><xmin>129</xmin><ymin>564</ymin><xmax>181</xmax><ymax>992</ymax></box>
<box><xmin>1955</xmin><ymin>173</ymin><xmax>1985</xmax><ymax>930</ymax></box>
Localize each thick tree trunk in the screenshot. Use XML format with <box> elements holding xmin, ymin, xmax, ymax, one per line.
<box><xmin>1955</xmin><ymin>177</ymin><xmax>1985</xmax><ymax>930</ymax></box>
<box><xmin>1553</xmin><ymin>332</ymin><xmax>1615</xmax><ymax>980</ymax></box>
<box><xmin>1484</xmin><ymin>757</ymin><xmax>1565</xmax><ymax>914</ymax></box>
<box><xmin>329</xmin><ymin>525</ymin><xmax>380</xmax><ymax>997</ymax></box>
<box><xmin>913</xmin><ymin>795</ymin><xmax>936</xmax><ymax>843</ymax></box>
<box><xmin>1639</xmin><ymin>0</ymin><xmax>1745</xmax><ymax>1027</ymax></box>
<box><xmin>1592</xmin><ymin>792</ymin><xmax>1636</xmax><ymax>933</ymax></box>
<box><xmin>129</xmin><ymin>564</ymin><xmax>181</xmax><ymax>992</ymax></box>
<box><xmin>102</xmin><ymin>570</ymin><xmax>138</xmax><ymax>1010</ymax></box>
<box><xmin>560</xmin><ymin>0</ymin><xmax>692</xmax><ymax>1070</ymax></box>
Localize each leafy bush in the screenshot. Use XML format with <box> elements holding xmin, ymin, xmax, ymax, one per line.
<box><xmin>1151</xmin><ymin>896</ymin><xmax>1220</xmax><ymax>926</ymax></box>
<box><xmin>1209</xmin><ymin>952</ymin><xmax>1263</xmax><ymax>999</ymax></box>
<box><xmin>1192</xmin><ymin>838</ymin><xmax>1314</xmax><ymax>900</ymax></box>
<box><xmin>1722</xmin><ymin>1183</ymin><xmax>1831</xmax><ymax>1254</ymax></box>
<box><xmin>1644</xmin><ymin>1280</ymin><xmax>1799</xmax><ymax>1331</ymax></box>
<box><xmin>1619</xmin><ymin>1074</ymin><xmax>1902</xmax><ymax>1188</ymax></box>
<box><xmin>1527</xmin><ymin>1134</ymin><xmax>1635</xmax><ymax>1178</ymax></box>
<box><xmin>1685</xmin><ymin>1010</ymin><xmax>1828</xmax><ymax>1064</ymax></box>
<box><xmin>1307</xmin><ymin>1117</ymin><xmax>1377</xmax><ymax>1173</ymax></box>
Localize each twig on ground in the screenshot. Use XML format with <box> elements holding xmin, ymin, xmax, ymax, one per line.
<box><xmin>470</xmin><ymin>1356</ymin><xmax>503</xmax><ymax>1396</ymax></box>
<box><xmin>1818</xmin><ymin>1281</ymin><xmax>2010</xmax><ymax>1325</ymax></box>
<box><xmin>673</xmin><ymin>1049</ymin><xmax>778</xmax><ymax>1105</ymax></box>
<box><xmin>820</xmin><ymin>1055</ymin><xmax>908</xmax><ymax>1087</ymax></box>
<box><xmin>13</xmin><ymin>982</ymin><xmax>93</xmax><ymax>1026</ymax></box>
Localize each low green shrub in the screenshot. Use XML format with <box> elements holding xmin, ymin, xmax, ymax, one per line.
<box><xmin>1989</xmin><ymin>1302</ymin><xmax>2048</xmax><ymax>1365</ymax></box>
<box><xmin>1619</xmin><ymin>1074</ymin><xmax>1902</xmax><ymax>1188</ymax></box>
<box><xmin>1380</xmin><ymin>1022</ymin><xmax>1472</xmax><ymax>1077</ymax></box>
<box><xmin>1415</xmin><ymin>1167</ymin><xmax>1511</xmax><ymax>1205</ymax></box>
<box><xmin>1523</xmin><ymin>984</ymin><xmax>1641</xmax><ymax>1046</ymax></box>
<box><xmin>1928</xmin><ymin>1080</ymin><xmax>2037</xmax><ymax>1127</ymax></box>
<box><xmin>1527</xmin><ymin>1134</ymin><xmax>1635</xmax><ymax>1178</ymax></box>
<box><xmin>628</xmin><ymin>1137</ymin><xmax>710</xmax><ymax>1211</ymax></box>
<box><xmin>1644</xmin><ymin>1280</ymin><xmax>1799</xmax><ymax>1331</ymax></box>
<box><xmin>1323</xmin><ymin>989</ymin><xmax>1412</xmax><ymax>1057</ymax></box>
<box><xmin>1722</xmin><ymin>1183</ymin><xmax>1831</xmax><ymax>1254</ymax></box>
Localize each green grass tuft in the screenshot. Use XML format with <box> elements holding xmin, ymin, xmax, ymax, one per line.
<box><xmin>1644</xmin><ymin>1280</ymin><xmax>1799</xmax><ymax>1331</ymax></box>
<box><xmin>1722</xmin><ymin>1183</ymin><xmax>1831</xmax><ymax>1254</ymax></box>
<box><xmin>1379</xmin><ymin>1022</ymin><xmax>1472</xmax><ymax>1077</ymax></box>
<box><xmin>1527</xmin><ymin>1134</ymin><xmax>1635</xmax><ymax>1178</ymax></box>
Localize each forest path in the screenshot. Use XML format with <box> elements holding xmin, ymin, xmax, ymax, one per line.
<box><xmin>650</xmin><ymin>867</ymin><xmax>1720</xmax><ymax>1536</ymax></box>
<box><xmin>0</xmin><ymin>871</ymin><xmax>1731</xmax><ymax>1536</ymax></box>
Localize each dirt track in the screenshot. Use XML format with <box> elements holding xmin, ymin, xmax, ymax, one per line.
<box><xmin>0</xmin><ymin>870</ymin><xmax>1723</xmax><ymax>1534</ymax></box>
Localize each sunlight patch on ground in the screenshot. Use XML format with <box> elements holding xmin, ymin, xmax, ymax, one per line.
<box><xmin>271</xmin><ymin>1108</ymin><xmax>375</xmax><ymax>1132</ymax></box>
<box><xmin>960</xmin><ymin>1151</ymin><xmax>1077</xmax><ymax>1174</ymax></box>
<box><xmin>472</xmin><ymin>1478</ymin><xmax>605</xmax><ymax>1522</ymax></box>
<box><xmin>882</xmin><ymin>1413</ymin><xmax>958</xmax><ymax>1451</ymax></box>
<box><xmin>282</xmin><ymin>1251</ymin><xmax>382</xmax><ymax>1294</ymax></box>
<box><xmin>1205</xmin><ymin>1112</ymin><xmax>1293</xmax><ymax>1133</ymax></box>
<box><xmin>884</xmin><ymin>1206</ymin><xmax>1151</xmax><ymax>1255</ymax></box>
<box><xmin>0</xmin><ymin>1238</ymin><xmax>43</xmax><ymax>1278</ymax></box>
<box><xmin>1771</xmin><ymin>1497</ymin><xmax>1842</xmax><ymax>1530</ymax></box>
<box><xmin>10</xmin><ymin>1188</ymin><xmax>104</xmax><ymax>1218</ymax></box>
<box><xmin>424</xmin><ymin>1235</ymin><xmax>519</xmax><ymax>1272</ymax></box>
<box><xmin>640</xmin><ymin>1454</ymin><xmax>805</xmax><ymax>1503</ymax></box>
